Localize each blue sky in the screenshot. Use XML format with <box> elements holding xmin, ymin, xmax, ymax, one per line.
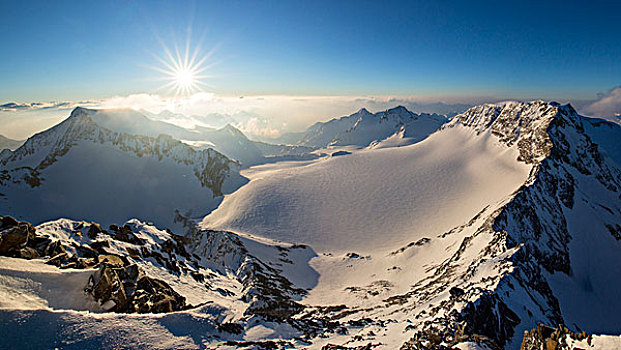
<box><xmin>1</xmin><ymin>0</ymin><xmax>620</xmax><ymax>101</ymax></box>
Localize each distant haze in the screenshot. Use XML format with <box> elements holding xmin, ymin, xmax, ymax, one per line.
<box><xmin>2</xmin><ymin>89</ymin><xmax>620</xmax><ymax>141</ymax></box>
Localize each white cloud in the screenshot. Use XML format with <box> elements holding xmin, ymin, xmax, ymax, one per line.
<box><xmin>582</xmin><ymin>86</ymin><xmax>621</xmax><ymax>118</ymax></box>
<box><xmin>234</xmin><ymin>117</ymin><xmax>281</xmax><ymax>138</ymax></box>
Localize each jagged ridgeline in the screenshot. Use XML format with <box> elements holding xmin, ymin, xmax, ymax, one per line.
<box><xmin>0</xmin><ymin>107</ymin><xmax>247</xmax><ymax>231</ymax></box>
<box><xmin>397</xmin><ymin>101</ymin><xmax>621</xmax><ymax>348</ymax></box>
<box><xmin>0</xmin><ymin>101</ymin><xmax>620</xmax><ymax>349</ymax></box>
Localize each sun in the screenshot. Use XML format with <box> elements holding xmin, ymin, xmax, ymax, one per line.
<box><xmin>149</xmin><ymin>36</ymin><xmax>215</xmax><ymax>96</ymax></box>
<box><xmin>175</xmin><ymin>69</ymin><xmax>194</xmax><ymax>90</ymax></box>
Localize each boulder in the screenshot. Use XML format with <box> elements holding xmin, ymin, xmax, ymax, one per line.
<box><xmin>520</xmin><ymin>323</ymin><xmax>591</xmax><ymax>350</ymax></box>
<box><xmin>87</xmin><ymin>223</ymin><xmax>103</xmax><ymax>239</ymax></box>
<box><xmin>10</xmin><ymin>246</ymin><xmax>40</xmax><ymax>259</ymax></box>
<box><xmin>85</xmin><ymin>264</ymin><xmax>129</xmax><ymax>311</ymax></box>
<box><xmin>0</xmin><ymin>216</ymin><xmax>18</xmax><ymax>228</ymax></box>
<box><xmin>84</xmin><ymin>263</ymin><xmax>186</xmax><ymax>314</ymax></box>
<box><xmin>0</xmin><ymin>220</ymin><xmax>35</xmax><ymax>254</ymax></box>
<box><xmin>98</xmin><ymin>254</ymin><xmax>127</xmax><ymax>267</ymax></box>
<box><xmin>449</xmin><ymin>286</ymin><xmax>465</xmax><ymax>298</ymax></box>
<box><xmin>39</xmin><ymin>239</ymin><xmax>66</xmax><ymax>257</ymax></box>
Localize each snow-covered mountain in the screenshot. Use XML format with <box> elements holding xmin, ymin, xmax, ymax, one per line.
<box><xmin>286</xmin><ymin>106</ymin><xmax>447</xmax><ymax>148</ymax></box>
<box><xmin>0</xmin><ymin>134</ymin><xmax>23</xmax><ymax>151</ymax></box>
<box><xmin>201</xmin><ymin>101</ymin><xmax>621</xmax><ymax>348</ymax></box>
<box><xmin>185</xmin><ymin>124</ymin><xmax>314</xmax><ymax>167</ymax></box>
<box><xmin>1</xmin><ymin>101</ymin><xmax>620</xmax><ymax>349</ymax></box>
<box><xmin>87</xmin><ymin>108</ymin><xmax>313</xmax><ymax>167</ymax></box>
<box><xmin>0</xmin><ymin>107</ymin><xmax>246</xmax><ymax>231</ymax></box>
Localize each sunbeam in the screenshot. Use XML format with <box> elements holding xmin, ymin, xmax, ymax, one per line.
<box><xmin>149</xmin><ymin>33</ymin><xmax>214</xmax><ymax>96</ymax></box>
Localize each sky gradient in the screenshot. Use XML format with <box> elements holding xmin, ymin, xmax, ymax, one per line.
<box><xmin>1</xmin><ymin>0</ymin><xmax>620</xmax><ymax>102</ymax></box>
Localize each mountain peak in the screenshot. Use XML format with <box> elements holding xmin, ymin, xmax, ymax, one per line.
<box><xmin>386</xmin><ymin>105</ymin><xmax>409</xmax><ymax>113</ymax></box>
<box><xmin>352</xmin><ymin>107</ymin><xmax>372</xmax><ymax>116</ymax></box>
<box><xmin>220</xmin><ymin>123</ymin><xmax>243</xmax><ymax>135</ymax></box>
<box><xmin>452</xmin><ymin>100</ymin><xmax>584</xmax><ymax>163</ymax></box>
<box><xmin>68</xmin><ymin>106</ymin><xmax>95</xmax><ymax>119</ymax></box>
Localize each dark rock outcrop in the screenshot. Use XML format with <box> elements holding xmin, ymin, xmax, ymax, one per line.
<box><xmin>520</xmin><ymin>323</ymin><xmax>590</xmax><ymax>350</ymax></box>
<box><xmin>84</xmin><ymin>263</ymin><xmax>187</xmax><ymax>313</ymax></box>
<box><xmin>0</xmin><ymin>216</ymin><xmax>35</xmax><ymax>254</ymax></box>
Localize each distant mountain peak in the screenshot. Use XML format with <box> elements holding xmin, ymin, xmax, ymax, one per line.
<box><xmin>69</xmin><ymin>106</ymin><xmax>93</xmax><ymax>117</ymax></box>
<box><xmin>352</xmin><ymin>107</ymin><xmax>372</xmax><ymax>117</ymax></box>
<box><xmin>220</xmin><ymin>123</ymin><xmax>243</xmax><ymax>134</ymax></box>
<box><xmin>386</xmin><ymin>105</ymin><xmax>409</xmax><ymax>113</ymax></box>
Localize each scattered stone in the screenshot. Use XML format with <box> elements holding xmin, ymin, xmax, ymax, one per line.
<box><xmin>10</xmin><ymin>246</ymin><xmax>40</xmax><ymax>259</ymax></box>
<box><xmin>109</xmin><ymin>224</ymin><xmax>145</xmax><ymax>245</ymax></box>
<box><xmin>98</xmin><ymin>254</ymin><xmax>127</xmax><ymax>267</ymax></box>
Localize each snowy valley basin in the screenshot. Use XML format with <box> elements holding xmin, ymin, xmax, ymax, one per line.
<box><xmin>1</xmin><ymin>101</ymin><xmax>621</xmax><ymax>349</ymax></box>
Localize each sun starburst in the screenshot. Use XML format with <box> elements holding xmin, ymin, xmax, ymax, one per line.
<box><xmin>149</xmin><ymin>34</ymin><xmax>216</xmax><ymax>96</ymax></box>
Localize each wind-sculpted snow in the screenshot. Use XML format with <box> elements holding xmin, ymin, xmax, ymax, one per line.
<box><xmin>201</xmin><ymin>118</ymin><xmax>532</xmax><ymax>253</ymax></box>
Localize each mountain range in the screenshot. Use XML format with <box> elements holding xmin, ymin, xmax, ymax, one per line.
<box><xmin>1</xmin><ymin>101</ymin><xmax>620</xmax><ymax>349</ymax></box>
<box><xmin>276</xmin><ymin>106</ymin><xmax>447</xmax><ymax>148</ymax></box>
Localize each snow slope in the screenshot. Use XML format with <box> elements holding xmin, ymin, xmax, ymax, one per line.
<box><xmin>0</xmin><ymin>257</ymin><xmax>102</xmax><ymax>311</ymax></box>
<box><xmin>199</xmin><ymin>101</ymin><xmax>621</xmax><ymax>349</ymax></box>
<box><xmin>201</xmin><ymin>123</ymin><xmax>531</xmax><ymax>254</ymax></box>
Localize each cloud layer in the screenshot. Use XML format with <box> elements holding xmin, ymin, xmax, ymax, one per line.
<box><xmin>10</xmin><ymin>88</ymin><xmax>621</xmax><ymax>140</ymax></box>
<box><xmin>581</xmin><ymin>86</ymin><xmax>621</xmax><ymax>119</ymax></box>
<box><xmin>1</xmin><ymin>93</ymin><xmax>480</xmax><ymax>140</ymax></box>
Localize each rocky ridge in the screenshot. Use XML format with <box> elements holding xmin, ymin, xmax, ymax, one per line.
<box><xmin>0</xmin><ymin>215</ymin><xmax>309</xmax><ymax>320</ymax></box>
<box><xmin>396</xmin><ymin>101</ymin><xmax>621</xmax><ymax>347</ymax></box>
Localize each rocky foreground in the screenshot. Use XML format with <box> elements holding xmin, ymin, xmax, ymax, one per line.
<box><xmin>2</xmin><ymin>214</ymin><xmax>621</xmax><ymax>350</ymax></box>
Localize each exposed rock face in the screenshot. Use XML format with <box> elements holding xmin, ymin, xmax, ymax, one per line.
<box><xmin>520</xmin><ymin>323</ymin><xmax>590</xmax><ymax>350</ymax></box>
<box><xmin>85</xmin><ymin>263</ymin><xmax>187</xmax><ymax>313</ymax></box>
<box><xmin>460</xmin><ymin>293</ymin><xmax>521</xmax><ymax>345</ymax></box>
<box><xmin>451</xmin><ymin>101</ymin><xmax>557</xmax><ymax>164</ymax></box>
<box><xmin>190</xmin><ymin>227</ymin><xmax>308</xmax><ymax>321</ymax></box>
<box><xmin>0</xmin><ymin>216</ymin><xmax>64</xmax><ymax>259</ymax></box>
<box><xmin>413</xmin><ymin>101</ymin><xmax>621</xmax><ymax>347</ymax></box>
